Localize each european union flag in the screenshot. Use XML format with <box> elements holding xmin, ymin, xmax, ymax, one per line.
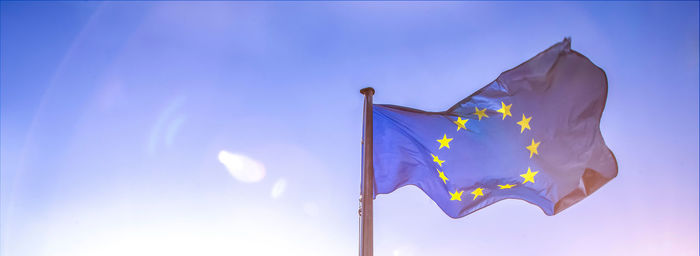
<box><xmin>372</xmin><ymin>38</ymin><xmax>618</xmax><ymax>218</ymax></box>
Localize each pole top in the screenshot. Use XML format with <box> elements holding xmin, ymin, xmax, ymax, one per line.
<box><xmin>360</xmin><ymin>87</ymin><xmax>375</xmax><ymax>95</ymax></box>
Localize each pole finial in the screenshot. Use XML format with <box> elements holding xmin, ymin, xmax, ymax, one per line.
<box><xmin>360</xmin><ymin>87</ymin><xmax>375</xmax><ymax>95</ymax></box>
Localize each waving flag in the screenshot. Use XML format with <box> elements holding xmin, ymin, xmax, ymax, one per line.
<box><xmin>371</xmin><ymin>38</ymin><xmax>617</xmax><ymax>218</ymax></box>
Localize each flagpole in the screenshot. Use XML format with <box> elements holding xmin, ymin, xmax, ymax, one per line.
<box><xmin>359</xmin><ymin>87</ymin><xmax>375</xmax><ymax>256</ymax></box>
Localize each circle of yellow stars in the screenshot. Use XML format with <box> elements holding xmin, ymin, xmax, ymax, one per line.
<box><xmin>433</xmin><ymin>102</ymin><xmax>542</xmax><ymax>202</ymax></box>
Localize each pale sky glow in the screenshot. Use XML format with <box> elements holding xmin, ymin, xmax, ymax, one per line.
<box><xmin>1</xmin><ymin>2</ymin><xmax>698</xmax><ymax>256</ymax></box>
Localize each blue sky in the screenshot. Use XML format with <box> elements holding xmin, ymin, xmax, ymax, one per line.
<box><xmin>1</xmin><ymin>2</ymin><xmax>698</xmax><ymax>256</ymax></box>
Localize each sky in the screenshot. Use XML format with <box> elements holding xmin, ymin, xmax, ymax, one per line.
<box><xmin>1</xmin><ymin>2</ymin><xmax>698</xmax><ymax>256</ymax></box>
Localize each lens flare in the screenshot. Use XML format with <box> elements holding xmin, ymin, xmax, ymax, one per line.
<box><xmin>217</xmin><ymin>150</ymin><xmax>265</xmax><ymax>183</ymax></box>
<box><xmin>270</xmin><ymin>178</ymin><xmax>287</xmax><ymax>199</ymax></box>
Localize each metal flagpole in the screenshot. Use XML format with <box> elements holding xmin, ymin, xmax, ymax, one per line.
<box><xmin>359</xmin><ymin>87</ymin><xmax>375</xmax><ymax>256</ymax></box>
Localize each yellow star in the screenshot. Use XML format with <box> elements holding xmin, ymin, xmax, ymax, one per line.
<box><xmin>496</xmin><ymin>102</ymin><xmax>512</xmax><ymax>120</ymax></box>
<box><xmin>526</xmin><ymin>139</ymin><xmax>541</xmax><ymax>158</ymax></box>
<box><xmin>436</xmin><ymin>134</ymin><xmax>453</xmax><ymax>149</ymax></box>
<box><xmin>449</xmin><ymin>189</ymin><xmax>463</xmax><ymax>201</ymax></box>
<box><xmin>474</xmin><ymin>107</ymin><xmax>489</xmax><ymax>121</ymax></box>
<box><xmin>452</xmin><ymin>116</ymin><xmax>469</xmax><ymax>131</ymax></box>
<box><xmin>453</xmin><ymin>117</ymin><xmax>468</xmax><ymax>131</ymax></box>
<box><xmin>520</xmin><ymin>167</ymin><xmax>539</xmax><ymax>184</ymax></box>
<box><xmin>498</xmin><ymin>184</ymin><xmax>516</xmax><ymax>189</ymax></box>
<box><xmin>516</xmin><ymin>114</ymin><xmax>532</xmax><ymax>133</ymax></box>
<box><xmin>437</xmin><ymin>169</ymin><xmax>449</xmax><ymax>184</ymax></box>
<box><xmin>471</xmin><ymin>187</ymin><xmax>484</xmax><ymax>200</ymax></box>
<box><xmin>430</xmin><ymin>154</ymin><xmax>445</xmax><ymax>167</ymax></box>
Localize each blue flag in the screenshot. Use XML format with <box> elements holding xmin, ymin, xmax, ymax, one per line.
<box><xmin>372</xmin><ymin>38</ymin><xmax>617</xmax><ymax>218</ymax></box>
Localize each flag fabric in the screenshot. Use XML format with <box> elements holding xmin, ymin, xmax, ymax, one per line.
<box><xmin>371</xmin><ymin>38</ymin><xmax>617</xmax><ymax>218</ymax></box>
